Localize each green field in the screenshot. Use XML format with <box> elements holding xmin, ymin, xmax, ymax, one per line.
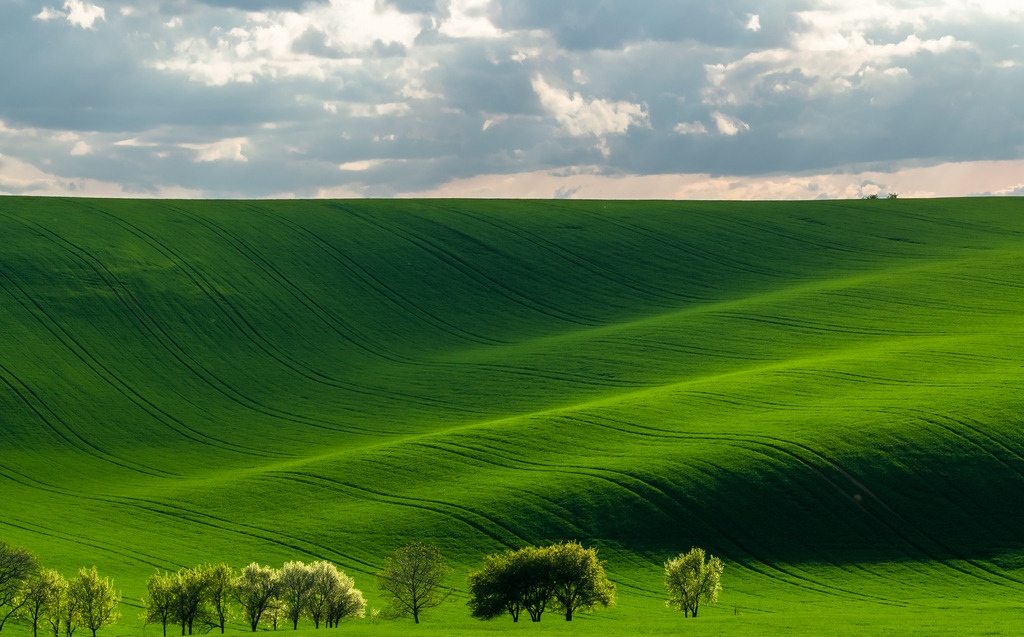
<box><xmin>2</xmin><ymin>196</ymin><xmax>1024</xmax><ymax>635</ymax></box>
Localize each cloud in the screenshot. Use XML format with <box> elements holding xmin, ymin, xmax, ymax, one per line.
<box><xmin>153</xmin><ymin>0</ymin><xmax>423</xmax><ymax>86</ymax></box>
<box><xmin>674</xmin><ymin>121</ymin><xmax>708</xmax><ymax>135</ymax></box>
<box><xmin>531</xmin><ymin>74</ymin><xmax>648</xmax><ymax>139</ymax></box>
<box><xmin>703</xmin><ymin>33</ymin><xmax>971</xmax><ymax>106</ymax></box>
<box><xmin>5</xmin><ymin>0</ymin><xmax>1024</xmax><ymax>198</ymax></box>
<box><xmin>0</xmin><ymin>151</ymin><xmax>200</xmax><ymax>197</ymax></box>
<box><xmin>179</xmin><ymin>137</ymin><xmax>249</xmax><ymax>162</ymax></box>
<box><xmin>70</xmin><ymin>141</ymin><xmax>93</xmax><ymax>156</ymax></box>
<box><xmin>402</xmin><ymin>159</ymin><xmax>1024</xmax><ymax>201</ymax></box>
<box><xmin>710</xmin><ymin>111</ymin><xmax>749</xmax><ymax>136</ymax></box>
<box><xmin>35</xmin><ymin>0</ymin><xmax>106</xmax><ymax>29</ymax></box>
<box><xmin>439</xmin><ymin>0</ymin><xmax>504</xmax><ymax>39</ymax></box>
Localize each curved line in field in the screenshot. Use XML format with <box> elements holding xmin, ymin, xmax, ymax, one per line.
<box><xmin>59</xmin><ymin>202</ymin><xmax>426</xmax><ymax>435</ymax></box>
<box><xmin>333</xmin><ymin>203</ymin><xmax>595</xmax><ymax>326</ymax></box>
<box><xmin>240</xmin><ymin>203</ymin><xmax>506</xmax><ymax>347</ymax></box>
<box><xmin>0</xmin><ymin>362</ymin><xmax>173</xmax><ymax>477</ymax></box>
<box><xmin>555</xmin><ymin>202</ymin><xmax>783</xmax><ymax>281</ymax></box>
<box><xmin>272</xmin><ymin>470</ymin><xmax>530</xmax><ymax>548</ymax></box>
<box><xmin>0</xmin><ymin>212</ymin><xmax>306</xmax><ymax>454</ymax></box>
<box><xmin>0</xmin><ymin>263</ymin><xmax>270</xmax><ymax>458</ymax></box>
<box><xmin>112</xmin><ymin>494</ymin><xmax>381</xmax><ymax>576</ymax></box>
<box><xmin>0</xmin><ymin>515</ymin><xmax>172</xmax><ymax>571</ymax></box>
<box><xmin>430</xmin><ymin>202</ymin><xmax>690</xmax><ymax>305</ymax></box>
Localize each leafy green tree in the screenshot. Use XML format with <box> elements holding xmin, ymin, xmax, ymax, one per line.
<box><xmin>17</xmin><ymin>569</ymin><xmax>64</xmax><ymax>637</ymax></box>
<box><xmin>468</xmin><ymin>550</ymin><xmax>523</xmax><ymax>622</ymax></box>
<box><xmin>142</xmin><ymin>572</ymin><xmax>175</xmax><ymax>637</ymax></box>
<box><xmin>200</xmin><ymin>564</ymin><xmax>234</xmax><ymax>634</ymax></box>
<box><xmin>169</xmin><ymin>568</ymin><xmax>208</xmax><ymax>636</ymax></box>
<box><xmin>376</xmin><ymin>543</ymin><xmax>453</xmax><ymax>624</ymax></box>
<box><xmin>40</xmin><ymin>572</ymin><xmax>71</xmax><ymax>637</ymax></box>
<box><xmin>470</xmin><ymin>543</ymin><xmax>616</xmax><ymax>624</ymax></box>
<box><xmin>467</xmin><ymin>547</ymin><xmax>553</xmax><ymax>623</ymax></box>
<box><xmin>545</xmin><ymin>542</ymin><xmax>615</xmax><ymax>622</ymax></box>
<box><xmin>68</xmin><ymin>567</ymin><xmax>119</xmax><ymax>637</ymax></box>
<box><xmin>664</xmin><ymin>547</ymin><xmax>723</xmax><ymax>618</ymax></box>
<box><xmin>0</xmin><ymin>540</ymin><xmax>39</xmax><ymax>632</ymax></box>
<box><xmin>234</xmin><ymin>564</ymin><xmax>280</xmax><ymax>632</ymax></box>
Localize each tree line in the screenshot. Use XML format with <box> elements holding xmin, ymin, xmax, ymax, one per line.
<box><xmin>0</xmin><ymin>538</ymin><xmax>723</xmax><ymax>633</ymax></box>
<box><xmin>0</xmin><ymin>542</ymin><xmax>119</xmax><ymax>637</ymax></box>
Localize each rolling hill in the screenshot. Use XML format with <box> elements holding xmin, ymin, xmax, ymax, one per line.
<box><xmin>2</xmin><ymin>196</ymin><xmax>1024</xmax><ymax>635</ymax></box>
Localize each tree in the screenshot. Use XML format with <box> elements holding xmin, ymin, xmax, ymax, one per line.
<box><xmin>664</xmin><ymin>547</ymin><xmax>723</xmax><ymax>618</ymax></box>
<box><xmin>262</xmin><ymin>599</ymin><xmax>286</xmax><ymax>632</ymax></box>
<box><xmin>323</xmin><ymin>574</ymin><xmax>364</xmax><ymax>628</ymax></box>
<box><xmin>142</xmin><ymin>572</ymin><xmax>175</xmax><ymax>637</ymax></box>
<box><xmin>469</xmin><ymin>543</ymin><xmax>616</xmax><ymax>624</ymax></box>
<box><xmin>467</xmin><ymin>552</ymin><xmax>517</xmax><ymax>623</ymax></box>
<box><xmin>545</xmin><ymin>542</ymin><xmax>615</xmax><ymax>622</ymax></box>
<box><xmin>68</xmin><ymin>567</ymin><xmax>119</xmax><ymax>637</ymax></box>
<box><xmin>200</xmin><ymin>564</ymin><xmax>234</xmax><ymax>634</ymax></box>
<box><xmin>376</xmin><ymin>542</ymin><xmax>453</xmax><ymax>624</ymax></box>
<box><xmin>278</xmin><ymin>562</ymin><xmax>314</xmax><ymax>630</ymax></box>
<box><xmin>304</xmin><ymin>562</ymin><xmax>364</xmax><ymax>629</ymax></box>
<box><xmin>17</xmin><ymin>569</ymin><xmax>64</xmax><ymax>637</ymax></box>
<box><xmin>43</xmin><ymin>572</ymin><xmax>74</xmax><ymax>637</ymax></box>
<box><xmin>467</xmin><ymin>547</ymin><xmax>552</xmax><ymax>623</ymax></box>
<box><xmin>0</xmin><ymin>540</ymin><xmax>40</xmax><ymax>632</ymax></box>
<box><xmin>169</xmin><ymin>568</ymin><xmax>208</xmax><ymax>636</ymax></box>
<box><xmin>234</xmin><ymin>563</ymin><xmax>279</xmax><ymax>632</ymax></box>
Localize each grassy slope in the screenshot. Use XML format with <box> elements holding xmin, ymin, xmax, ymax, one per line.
<box><xmin>2</xmin><ymin>197</ymin><xmax>1024</xmax><ymax>635</ymax></box>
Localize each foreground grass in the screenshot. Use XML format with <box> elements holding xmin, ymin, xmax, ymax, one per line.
<box><xmin>2</xmin><ymin>197</ymin><xmax>1024</xmax><ymax>634</ymax></box>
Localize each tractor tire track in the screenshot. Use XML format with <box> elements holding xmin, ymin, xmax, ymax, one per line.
<box><xmin>334</xmin><ymin>203</ymin><xmax>595</xmax><ymax>326</ymax></box>
<box><xmin>240</xmin><ymin>203</ymin><xmax>505</xmax><ymax>347</ymax></box>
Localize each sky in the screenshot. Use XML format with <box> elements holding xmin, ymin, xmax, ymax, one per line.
<box><xmin>1</xmin><ymin>0</ymin><xmax>1023</xmax><ymax>199</ymax></box>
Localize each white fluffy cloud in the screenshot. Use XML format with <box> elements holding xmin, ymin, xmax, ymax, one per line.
<box><xmin>704</xmin><ymin>33</ymin><xmax>970</xmax><ymax>106</ymax></box>
<box><xmin>153</xmin><ymin>0</ymin><xmax>422</xmax><ymax>86</ymax></box>
<box><xmin>531</xmin><ymin>75</ymin><xmax>648</xmax><ymax>139</ymax></box>
<box><xmin>710</xmin><ymin>111</ymin><xmax>750</xmax><ymax>136</ymax></box>
<box><xmin>439</xmin><ymin>0</ymin><xmax>504</xmax><ymax>39</ymax></box>
<box><xmin>674</xmin><ymin>121</ymin><xmax>708</xmax><ymax>135</ymax></box>
<box><xmin>180</xmin><ymin>138</ymin><xmax>249</xmax><ymax>163</ymax></box>
<box><xmin>35</xmin><ymin>0</ymin><xmax>105</xmax><ymax>29</ymax></box>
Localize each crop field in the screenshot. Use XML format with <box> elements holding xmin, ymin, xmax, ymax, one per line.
<box><xmin>1</xmin><ymin>196</ymin><xmax>1024</xmax><ymax>635</ymax></box>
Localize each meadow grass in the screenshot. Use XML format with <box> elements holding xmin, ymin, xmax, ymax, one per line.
<box><xmin>1</xmin><ymin>197</ymin><xmax>1024</xmax><ymax>635</ymax></box>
